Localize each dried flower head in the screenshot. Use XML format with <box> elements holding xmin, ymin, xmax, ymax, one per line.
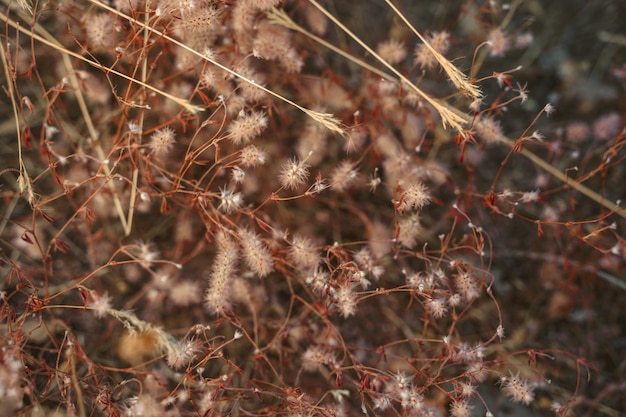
<box><xmin>377</xmin><ymin>39</ymin><xmax>407</xmax><ymax>65</ymax></box>
<box><xmin>253</xmin><ymin>22</ymin><xmax>303</xmax><ymax>72</ymax></box>
<box><xmin>240</xmin><ymin>145</ymin><xmax>267</xmax><ymax>168</ymax></box>
<box><xmin>130</xmin><ymin>241</ymin><xmax>159</xmax><ymax>269</ymax></box>
<box><xmin>474</xmin><ymin>115</ymin><xmax>503</xmax><ymax>145</ymax></box>
<box><xmin>288</xmin><ymin>234</ymin><xmax>320</xmax><ymax>272</ymax></box>
<box><xmin>593</xmin><ymin>112</ymin><xmax>621</xmax><ymax>141</ymax></box>
<box><xmin>235</xmin><ymin>63</ymin><xmax>268</xmax><ymax>102</ymax></box>
<box><xmin>414</xmin><ymin>31</ymin><xmax>450</xmax><ymax>69</ymax></box>
<box><xmin>149</xmin><ymin>127</ymin><xmax>176</xmax><ymax>157</ymax></box>
<box><xmin>335</xmin><ymin>284</ymin><xmax>357</xmax><ymax>317</ymax></box>
<box><xmin>239</xmin><ymin>228</ymin><xmax>274</xmax><ymax>278</ymax></box>
<box><xmin>499</xmin><ymin>372</ymin><xmax>535</xmax><ymax>405</ymax></box>
<box><xmin>217</xmin><ymin>187</ymin><xmax>244</xmax><ymax>214</ymax></box>
<box><xmin>397</xmin><ymin>213</ymin><xmax>423</xmax><ymax>248</ymax></box>
<box><xmin>205</xmin><ymin>232</ymin><xmax>239</xmax><ymax>315</ymax></box>
<box><xmin>279</xmin><ymin>158</ymin><xmax>310</xmax><ymax>190</ymax></box>
<box><xmin>85</xmin><ymin>13</ymin><xmax>115</xmax><ymax>51</ymax></box>
<box><xmin>302</xmin><ymin>346</ymin><xmax>337</xmax><ymax>371</ymax></box>
<box><xmin>228</xmin><ymin>110</ymin><xmax>268</xmax><ymax>146</ymax></box>
<box><xmin>397</xmin><ymin>182</ymin><xmax>431</xmax><ymax>213</ymax></box>
<box><xmin>172</xmin><ymin>5</ymin><xmax>220</xmax><ymax>40</ymax></box>
<box><xmin>455</xmin><ymin>271</ymin><xmax>480</xmax><ymax>301</ymax></box>
<box><xmin>426</xmin><ymin>297</ymin><xmax>448</xmax><ymax>318</ymax></box>
<box><xmin>488</xmin><ymin>28</ymin><xmax>510</xmax><ymax>57</ymax></box>
<box><xmin>170</xmin><ymin>280</ymin><xmax>202</xmax><ymax>306</ymax></box>
<box><xmin>90</xmin><ymin>291</ymin><xmax>112</xmax><ymax>318</ymax></box>
<box><xmin>166</xmin><ymin>339</ymin><xmax>202</xmax><ymax>369</ymax></box>
<box><xmin>450</xmin><ymin>399</ymin><xmax>474</xmax><ymax>417</ymax></box>
<box><xmin>330</xmin><ymin>160</ymin><xmax>359</xmax><ymax>192</ymax></box>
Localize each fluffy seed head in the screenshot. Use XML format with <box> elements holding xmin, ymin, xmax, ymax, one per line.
<box><xmin>330</xmin><ymin>160</ymin><xmax>359</xmax><ymax>192</ymax></box>
<box><xmin>426</xmin><ymin>297</ymin><xmax>448</xmax><ymax>318</ymax></box>
<box><xmin>335</xmin><ymin>284</ymin><xmax>357</xmax><ymax>317</ymax></box>
<box><xmin>450</xmin><ymin>399</ymin><xmax>474</xmax><ymax>417</ymax></box>
<box><xmin>205</xmin><ymin>232</ymin><xmax>239</xmax><ymax>315</ymax></box>
<box><xmin>499</xmin><ymin>372</ymin><xmax>535</xmax><ymax>405</ymax></box>
<box><xmin>397</xmin><ymin>182</ymin><xmax>431</xmax><ymax>213</ymax></box>
<box><xmin>414</xmin><ymin>31</ymin><xmax>450</xmax><ymax>69</ymax></box>
<box><xmin>488</xmin><ymin>28</ymin><xmax>510</xmax><ymax>57</ymax></box>
<box><xmin>217</xmin><ymin>188</ymin><xmax>244</xmax><ymax>214</ymax></box>
<box><xmin>90</xmin><ymin>291</ymin><xmax>112</xmax><ymax>318</ymax></box>
<box><xmin>455</xmin><ymin>271</ymin><xmax>479</xmax><ymax>301</ymax></box>
<box><xmin>593</xmin><ymin>112</ymin><xmax>621</xmax><ymax>141</ymax></box>
<box><xmin>149</xmin><ymin>127</ymin><xmax>176</xmax><ymax>157</ymax></box>
<box><xmin>302</xmin><ymin>346</ymin><xmax>336</xmax><ymax>371</ymax></box>
<box><xmin>170</xmin><ymin>281</ymin><xmax>202</xmax><ymax>306</ymax></box>
<box><xmin>239</xmin><ymin>228</ymin><xmax>274</xmax><ymax>278</ymax></box>
<box><xmin>279</xmin><ymin>158</ymin><xmax>310</xmax><ymax>190</ymax></box>
<box><xmin>474</xmin><ymin>115</ymin><xmax>503</xmax><ymax>144</ymax></box>
<box><xmin>377</xmin><ymin>39</ymin><xmax>407</xmax><ymax>65</ymax></box>
<box><xmin>240</xmin><ymin>145</ymin><xmax>267</xmax><ymax>168</ymax></box>
<box><xmin>166</xmin><ymin>339</ymin><xmax>201</xmax><ymax>369</ymax></box>
<box><xmin>397</xmin><ymin>214</ymin><xmax>423</xmax><ymax>248</ymax></box>
<box><xmin>228</xmin><ymin>110</ymin><xmax>268</xmax><ymax>146</ymax></box>
<box><xmin>251</xmin><ymin>21</ymin><xmax>303</xmax><ymax>72</ymax></box>
<box><xmin>85</xmin><ymin>13</ymin><xmax>115</xmax><ymax>51</ymax></box>
<box><xmin>172</xmin><ymin>6</ymin><xmax>219</xmax><ymax>39</ymax></box>
<box><xmin>288</xmin><ymin>234</ymin><xmax>320</xmax><ymax>272</ymax></box>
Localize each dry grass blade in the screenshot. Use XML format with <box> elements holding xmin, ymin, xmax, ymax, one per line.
<box><xmin>267</xmin><ymin>7</ymin><xmax>394</xmax><ymax>81</ymax></box>
<box><xmin>306</xmin><ymin>0</ymin><xmax>466</xmax><ymax>132</ymax></box>
<box><xmin>510</xmin><ymin>141</ymin><xmax>626</xmax><ymax>219</ymax></box>
<box><xmin>302</xmin><ymin>110</ymin><xmax>345</xmax><ymax>137</ymax></box>
<box><xmin>599</xmin><ymin>31</ymin><xmax>626</xmax><ymax>47</ymax></box>
<box><xmin>16</xmin><ymin>0</ymin><xmax>32</xmax><ymax>14</ymax></box>
<box><xmin>269</xmin><ymin>6</ymin><xmax>469</xmax><ymax>133</ymax></box>
<box><xmin>0</xmin><ymin>14</ymin><xmax>202</xmax><ymax>115</ymax></box>
<box><xmin>0</xmin><ymin>38</ymin><xmax>34</xmax><ymax>206</ymax></box>
<box><xmin>384</xmin><ymin>0</ymin><xmax>482</xmax><ymax>99</ymax></box>
<box><xmin>1</xmin><ymin>10</ymin><xmax>139</xmax><ymax>233</ymax></box>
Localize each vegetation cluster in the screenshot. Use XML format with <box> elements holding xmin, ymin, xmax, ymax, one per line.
<box><xmin>1</xmin><ymin>0</ymin><xmax>625</xmax><ymax>416</ymax></box>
